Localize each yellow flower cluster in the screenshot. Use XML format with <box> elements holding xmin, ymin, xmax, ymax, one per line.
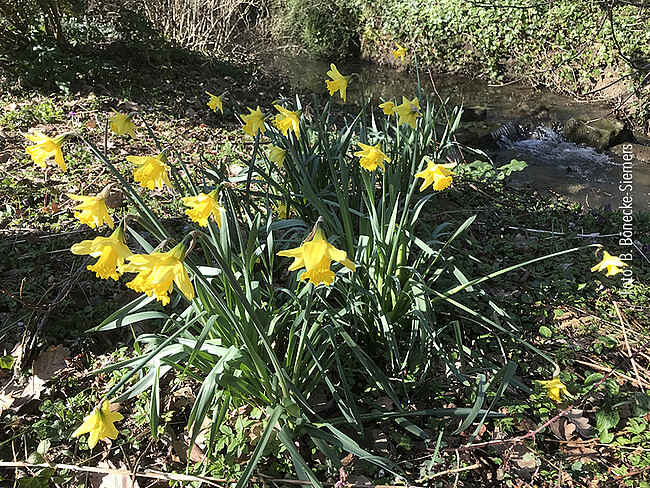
<box><xmin>325</xmin><ymin>63</ymin><xmax>351</xmax><ymax>102</ymax></box>
<box><xmin>124</xmin><ymin>242</ymin><xmax>194</xmax><ymax>306</ymax></box>
<box><xmin>206</xmin><ymin>92</ymin><xmax>223</xmax><ymax>114</ymax></box>
<box><xmin>354</xmin><ymin>142</ymin><xmax>390</xmax><ymax>172</ymax></box>
<box><xmin>71</xmin><ymin>226</ymin><xmax>132</xmax><ymax>281</ymax></box>
<box><xmin>68</xmin><ymin>186</ymin><xmax>115</xmax><ymax>229</ymax></box>
<box><xmin>181</xmin><ymin>190</ymin><xmax>225</xmax><ymax>228</ymax></box>
<box><xmin>109</xmin><ymin>110</ymin><xmax>137</xmax><ymax>138</ymax></box>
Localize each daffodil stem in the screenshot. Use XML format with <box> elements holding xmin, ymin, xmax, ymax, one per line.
<box><xmin>414</xmin><ymin>50</ymin><xmax>422</xmax><ymax>101</ymax></box>
<box><xmin>358</xmin><ymin>75</ymin><xmax>367</xmax><ymax>144</ymax></box>
<box><xmin>292</xmin><ymin>284</ymin><xmax>313</xmax><ymax>381</ymax></box>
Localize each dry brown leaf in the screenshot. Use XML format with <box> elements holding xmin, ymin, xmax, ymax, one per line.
<box><xmin>566</xmin><ymin>408</ymin><xmax>592</xmax><ymax>437</ymax></box>
<box><xmin>92</xmin><ymin>461</ymin><xmax>141</xmax><ymax>488</ymax></box>
<box><xmin>341</xmin><ymin>453</ymin><xmax>354</xmax><ymax>466</ymax></box>
<box><xmin>0</xmin><ymin>392</ymin><xmax>14</xmax><ymax>413</ymax></box>
<box><xmin>508</xmin><ymin>442</ymin><xmax>537</xmax><ymax>480</ymax></box>
<box><xmin>86</xmin><ymin>119</ymin><xmax>97</xmax><ymax>129</ymax></box>
<box><xmin>33</xmin><ymin>345</ymin><xmax>71</xmax><ymax>382</ymax></box>
<box><xmin>168</xmin><ymin>385</ymin><xmax>195</xmax><ymax>410</ymax></box>
<box><xmin>561</xmin><ymin>441</ymin><xmax>599</xmax><ymax>464</ymax></box>
<box><xmin>248</xmin><ymin>421</ymin><xmax>264</xmax><ymax>446</ymax></box>
<box><xmin>165</xmin><ymin>426</ymin><xmax>205</xmax><ymax>464</ymax></box>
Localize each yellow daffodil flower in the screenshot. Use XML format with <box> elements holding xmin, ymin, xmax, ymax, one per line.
<box><xmin>181</xmin><ymin>190</ymin><xmax>225</xmax><ymax>228</ymax></box>
<box><xmin>268</xmin><ymin>145</ymin><xmax>287</xmax><ymax>167</ymax></box>
<box><xmin>72</xmin><ymin>401</ymin><xmax>123</xmax><ymax>448</ymax></box>
<box><xmin>124</xmin><ymin>242</ymin><xmax>194</xmax><ymax>306</ymax></box>
<box><xmin>127</xmin><ymin>153</ymin><xmax>173</xmax><ymax>190</ymax></box>
<box><xmin>71</xmin><ymin>225</ymin><xmax>132</xmax><ymax>280</ymax></box>
<box><xmin>591</xmin><ymin>250</ymin><xmax>628</xmax><ymax>277</ymax></box>
<box><xmin>354</xmin><ymin>142</ymin><xmax>390</xmax><ymax>172</ymax></box>
<box><xmin>415</xmin><ymin>162</ymin><xmax>456</xmax><ymax>192</ymax></box>
<box><xmin>206</xmin><ymin>92</ymin><xmax>223</xmax><ymax>114</ymax></box>
<box><xmin>276</xmin><ymin>203</ymin><xmax>290</xmax><ymax>219</ymax></box>
<box><xmin>393</xmin><ymin>43</ymin><xmax>407</xmax><ymax>62</ymax></box>
<box><xmin>24</xmin><ymin>131</ymin><xmax>68</xmax><ymax>171</ymax></box>
<box><xmin>68</xmin><ymin>186</ymin><xmax>114</xmax><ymax>228</ymax></box>
<box><xmin>277</xmin><ymin>227</ymin><xmax>355</xmax><ymax>286</ymax></box>
<box><xmin>394</xmin><ymin>96</ymin><xmax>421</xmax><ymax>129</ymax></box>
<box><xmin>325</xmin><ymin>63</ymin><xmax>351</xmax><ymax>102</ymax></box>
<box><xmin>109</xmin><ymin>110</ymin><xmax>137</xmax><ymax>138</ymax></box>
<box><xmin>274</xmin><ymin>105</ymin><xmax>301</xmax><ymax>139</ymax></box>
<box><xmin>240</xmin><ymin>106</ymin><xmax>266</xmax><ymax>137</ymax></box>
<box><xmin>538</xmin><ymin>376</ymin><xmax>568</xmax><ymax>402</ymax></box>
<box><xmin>379</xmin><ymin>101</ymin><xmax>395</xmax><ymax>115</ymax></box>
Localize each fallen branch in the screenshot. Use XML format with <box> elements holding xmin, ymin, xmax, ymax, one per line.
<box><xmin>416</xmin><ymin>463</ymin><xmax>481</xmax><ymax>482</ymax></box>
<box><xmin>615</xmin><ymin>301</ymin><xmax>646</xmax><ymax>394</ymax></box>
<box><xmin>0</xmin><ymin>462</ymin><xmax>423</xmax><ymax>488</ymax></box>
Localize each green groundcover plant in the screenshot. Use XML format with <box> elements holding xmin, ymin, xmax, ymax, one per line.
<box><xmin>21</xmin><ymin>47</ymin><xmax>622</xmax><ymax>485</ymax></box>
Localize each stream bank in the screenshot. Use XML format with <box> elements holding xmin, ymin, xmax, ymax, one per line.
<box><xmin>268</xmin><ymin>54</ymin><xmax>650</xmax><ymax>211</ymax></box>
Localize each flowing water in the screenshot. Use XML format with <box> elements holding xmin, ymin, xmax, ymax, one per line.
<box><xmin>267</xmin><ymin>55</ymin><xmax>650</xmax><ymax>211</ymax></box>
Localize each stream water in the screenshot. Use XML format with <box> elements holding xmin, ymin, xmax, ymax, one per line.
<box><xmin>267</xmin><ymin>55</ymin><xmax>650</xmax><ymax>211</ymax></box>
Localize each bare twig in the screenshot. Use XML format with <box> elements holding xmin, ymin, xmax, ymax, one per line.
<box><xmin>0</xmin><ymin>462</ymin><xmax>423</xmax><ymax>488</ymax></box>
<box><xmin>573</xmin><ymin>359</ymin><xmax>650</xmax><ymax>388</ymax></box>
<box><xmin>614</xmin><ymin>301</ymin><xmax>645</xmax><ymax>393</ymax></box>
